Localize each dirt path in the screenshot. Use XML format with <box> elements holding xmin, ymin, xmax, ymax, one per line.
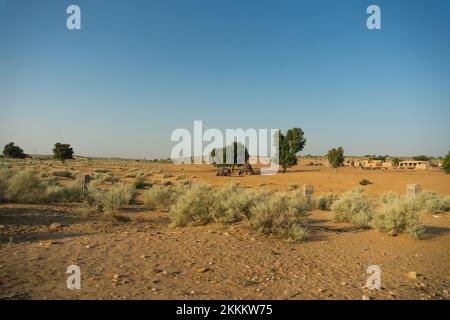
<box><xmin>1</xmin><ymin>204</ymin><xmax>449</xmax><ymax>300</ymax></box>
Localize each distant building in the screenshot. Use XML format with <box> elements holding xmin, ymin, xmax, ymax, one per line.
<box><xmin>399</xmin><ymin>160</ymin><xmax>430</xmax><ymax>170</ymax></box>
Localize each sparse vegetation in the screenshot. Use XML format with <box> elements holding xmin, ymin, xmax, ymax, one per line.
<box><xmin>212</xmin><ymin>183</ymin><xmax>268</xmax><ymax>224</ymax></box>
<box><xmin>359</xmin><ymin>179</ymin><xmax>372</xmax><ymax>186</ymax></box>
<box><xmin>249</xmin><ymin>191</ymin><xmax>310</xmax><ymax>242</ymax></box>
<box><xmin>51</xmin><ymin>170</ymin><xmax>76</xmax><ymax>179</ymax></box>
<box><xmin>331</xmin><ymin>188</ymin><xmax>373</xmax><ymax>228</ymax></box>
<box><xmin>4</xmin><ymin>170</ymin><xmax>47</xmax><ymax>203</ymax></box>
<box><xmin>315</xmin><ymin>193</ymin><xmax>338</xmax><ymax>210</ymax></box>
<box><xmin>142</xmin><ymin>184</ymin><xmax>187</xmax><ymax>210</ymax></box>
<box><xmin>84</xmin><ymin>183</ymin><xmax>135</xmax><ymax>215</ymax></box>
<box><xmin>169</xmin><ymin>184</ymin><xmax>216</xmax><ymax>227</ymax></box>
<box><xmin>412</xmin><ymin>191</ymin><xmax>450</xmax><ymax>214</ymax></box>
<box><xmin>374</xmin><ymin>196</ymin><xmax>425</xmax><ymax>239</ymax></box>
<box><xmin>134</xmin><ymin>176</ymin><xmax>152</xmax><ymax>189</ymax></box>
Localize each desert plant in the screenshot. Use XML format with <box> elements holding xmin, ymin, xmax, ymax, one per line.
<box><xmin>359</xmin><ymin>179</ymin><xmax>372</xmax><ymax>186</ymax></box>
<box><xmin>169</xmin><ymin>184</ymin><xmax>216</xmax><ymax>227</ymax></box>
<box><xmin>288</xmin><ymin>182</ymin><xmax>299</xmax><ymax>190</ymax></box>
<box><xmin>142</xmin><ymin>184</ymin><xmax>186</xmax><ymax>210</ymax></box>
<box><xmin>249</xmin><ymin>191</ymin><xmax>310</xmax><ymax>242</ymax></box>
<box><xmin>331</xmin><ymin>188</ymin><xmax>373</xmax><ymax>228</ymax></box>
<box><xmin>45</xmin><ymin>183</ymin><xmax>84</xmax><ymax>203</ymax></box>
<box><xmin>211</xmin><ymin>183</ymin><xmax>269</xmax><ymax>224</ymax></box>
<box><xmin>374</xmin><ymin>197</ymin><xmax>425</xmax><ymax>239</ymax></box>
<box><xmin>380</xmin><ymin>191</ymin><xmax>400</xmax><ymax>204</ymax></box>
<box><xmin>134</xmin><ymin>176</ymin><xmax>152</xmax><ymax>189</ymax></box>
<box><xmin>5</xmin><ymin>171</ymin><xmax>46</xmax><ymax>203</ymax></box>
<box><xmin>94</xmin><ymin>168</ymin><xmax>112</xmax><ymax>173</ymax></box>
<box><xmin>411</xmin><ymin>191</ymin><xmax>450</xmax><ymax>214</ymax></box>
<box><xmin>84</xmin><ymin>183</ymin><xmax>135</xmax><ymax>214</ymax></box>
<box><xmin>51</xmin><ymin>170</ymin><xmax>75</xmax><ymax>179</ymax></box>
<box><xmin>315</xmin><ymin>193</ymin><xmax>338</xmax><ymax>210</ymax></box>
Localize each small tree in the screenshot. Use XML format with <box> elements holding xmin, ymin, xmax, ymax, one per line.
<box><xmin>392</xmin><ymin>158</ymin><xmax>401</xmax><ymax>166</ymax></box>
<box><xmin>327</xmin><ymin>147</ymin><xmax>344</xmax><ymax>171</ymax></box>
<box><xmin>3</xmin><ymin>142</ymin><xmax>26</xmax><ymax>159</ymax></box>
<box><xmin>443</xmin><ymin>151</ymin><xmax>450</xmax><ymax>174</ymax></box>
<box><xmin>279</xmin><ymin>128</ymin><xmax>307</xmax><ymax>173</ymax></box>
<box><xmin>53</xmin><ymin>143</ymin><xmax>74</xmax><ymax>164</ymax></box>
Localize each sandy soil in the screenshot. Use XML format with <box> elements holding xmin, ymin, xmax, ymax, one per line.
<box><xmin>0</xmin><ymin>160</ymin><xmax>449</xmax><ymax>300</ymax></box>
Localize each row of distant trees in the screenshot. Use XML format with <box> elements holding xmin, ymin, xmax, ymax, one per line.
<box><xmin>2</xmin><ymin>142</ymin><xmax>74</xmax><ymax>163</ymax></box>
<box><xmin>3</xmin><ymin>139</ymin><xmax>450</xmax><ymax>174</ymax></box>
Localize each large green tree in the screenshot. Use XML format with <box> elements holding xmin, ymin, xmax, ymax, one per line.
<box><xmin>326</xmin><ymin>147</ymin><xmax>345</xmax><ymax>171</ymax></box>
<box><xmin>53</xmin><ymin>143</ymin><xmax>74</xmax><ymax>164</ymax></box>
<box><xmin>210</xmin><ymin>141</ymin><xmax>249</xmax><ymax>171</ymax></box>
<box><xmin>278</xmin><ymin>128</ymin><xmax>306</xmax><ymax>173</ymax></box>
<box><xmin>3</xmin><ymin>142</ymin><xmax>26</xmax><ymax>159</ymax></box>
<box><xmin>443</xmin><ymin>151</ymin><xmax>450</xmax><ymax>174</ymax></box>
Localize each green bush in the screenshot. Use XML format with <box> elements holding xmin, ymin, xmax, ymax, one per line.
<box><xmin>359</xmin><ymin>179</ymin><xmax>372</xmax><ymax>186</ymax></box>
<box><xmin>374</xmin><ymin>197</ymin><xmax>425</xmax><ymax>239</ymax></box>
<box><xmin>315</xmin><ymin>193</ymin><xmax>338</xmax><ymax>210</ymax></box>
<box><xmin>169</xmin><ymin>184</ymin><xmax>216</xmax><ymax>227</ymax></box>
<box><xmin>248</xmin><ymin>191</ymin><xmax>310</xmax><ymax>242</ymax></box>
<box><xmin>134</xmin><ymin>176</ymin><xmax>152</xmax><ymax>189</ymax></box>
<box><xmin>331</xmin><ymin>188</ymin><xmax>373</xmax><ymax>228</ymax></box>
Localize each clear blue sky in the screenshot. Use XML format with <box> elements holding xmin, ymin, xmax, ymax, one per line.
<box><xmin>1</xmin><ymin>0</ymin><xmax>449</xmax><ymax>159</ymax></box>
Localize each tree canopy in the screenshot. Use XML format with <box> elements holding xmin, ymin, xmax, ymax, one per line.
<box><xmin>53</xmin><ymin>143</ymin><xmax>74</xmax><ymax>163</ymax></box>
<box><xmin>3</xmin><ymin>142</ymin><xmax>26</xmax><ymax>159</ymax></box>
<box><xmin>210</xmin><ymin>141</ymin><xmax>249</xmax><ymax>168</ymax></box>
<box><xmin>326</xmin><ymin>147</ymin><xmax>345</xmax><ymax>170</ymax></box>
<box><xmin>443</xmin><ymin>151</ymin><xmax>450</xmax><ymax>174</ymax></box>
<box><xmin>278</xmin><ymin>128</ymin><xmax>306</xmax><ymax>173</ymax></box>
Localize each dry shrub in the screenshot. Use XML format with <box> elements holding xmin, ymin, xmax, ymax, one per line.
<box><xmin>51</xmin><ymin>170</ymin><xmax>75</xmax><ymax>179</ymax></box>
<box><xmin>142</xmin><ymin>184</ymin><xmax>187</xmax><ymax>210</ymax></box>
<box><xmin>288</xmin><ymin>182</ymin><xmax>299</xmax><ymax>190</ymax></box>
<box><xmin>45</xmin><ymin>183</ymin><xmax>84</xmax><ymax>203</ymax></box>
<box><xmin>331</xmin><ymin>188</ymin><xmax>373</xmax><ymax>228</ymax></box>
<box><xmin>248</xmin><ymin>191</ymin><xmax>310</xmax><ymax>242</ymax></box>
<box><xmin>315</xmin><ymin>193</ymin><xmax>338</xmax><ymax>211</ymax></box>
<box><xmin>212</xmin><ymin>182</ymin><xmax>269</xmax><ymax>224</ymax></box>
<box><xmin>374</xmin><ymin>197</ymin><xmax>425</xmax><ymax>239</ymax></box>
<box><xmin>380</xmin><ymin>191</ymin><xmax>400</xmax><ymax>204</ymax></box>
<box><xmin>169</xmin><ymin>184</ymin><xmax>215</xmax><ymax>227</ymax></box>
<box><xmin>4</xmin><ymin>170</ymin><xmax>47</xmax><ymax>203</ymax></box>
<box><xmin>84</xmin><ymin>183</ymin><xmax>135</xmax><ymax>215</ymax></box>
<box><xmin>411</xmin><ymin>191</ymin><xmax>450</xmax><ymax>214</ymax></box>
